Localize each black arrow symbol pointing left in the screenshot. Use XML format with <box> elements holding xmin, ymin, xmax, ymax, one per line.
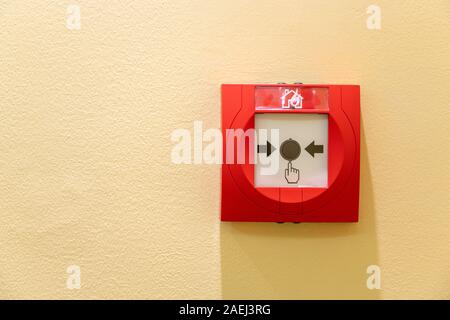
<box><xmin>257</xmin><ymin>141</ymin><xmax>276</xmax><ymax>157</ymax></box>
<box><xmin>305</xmin><ymin>141</ymin><xmax>324</xmax><ymax>157</ymax></box>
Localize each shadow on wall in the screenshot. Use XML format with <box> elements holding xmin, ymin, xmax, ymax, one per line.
<box><xmin>220</xmin><ymin>123</ymin><xmax>380</xmax><ymax>299</ymax></box>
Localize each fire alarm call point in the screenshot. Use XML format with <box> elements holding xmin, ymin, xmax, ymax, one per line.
<box><xmin>221</xmin><ymin>84</ymin><xmax>360</xmax><ymax>222</ymax></box>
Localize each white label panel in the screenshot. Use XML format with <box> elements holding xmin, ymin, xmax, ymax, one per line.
<box><xmin>255</xmin><ymin>113</ymin><xmax>328</xmax><ymax>188</ymax></box>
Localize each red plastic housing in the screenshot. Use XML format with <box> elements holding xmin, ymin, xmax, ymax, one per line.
<box><xmin>221</xmin><ymin>84</ymin><xmax>360</xmax><ymax>222</ymax></box>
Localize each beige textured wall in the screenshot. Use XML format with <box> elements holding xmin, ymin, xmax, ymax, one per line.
<box><xmin>0</xmin><ymin>0</ymin><xmax>449</xmax><ymax>299</ymax></box>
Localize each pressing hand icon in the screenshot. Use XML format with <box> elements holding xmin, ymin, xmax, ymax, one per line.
<box><xmin>285</xmin><ymin>162</ymin><xmax>299</xmax><ymax>184</ymax></box>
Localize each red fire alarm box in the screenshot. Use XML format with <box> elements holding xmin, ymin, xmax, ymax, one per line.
<box><xmin>221</xmin><ymin>84</ymin><xmax>360</xmax><ymax>222</ymax></box>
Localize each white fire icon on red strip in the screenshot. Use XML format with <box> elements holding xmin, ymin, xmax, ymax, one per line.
<box><xmin>281</xmin><ymin>89</ymin><xmax>303</xmax><ymax>109</ymax></box>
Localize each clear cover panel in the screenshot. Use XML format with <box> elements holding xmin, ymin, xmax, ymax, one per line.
<box><xmin>255</xmin><ymin>86</ymin><xmax>329</xmax><ymax>111</ymax></box>
<box><xmin>254</xmin><ymin>113</ymin><xmax>328</xmax><ymax>188</ymax></box>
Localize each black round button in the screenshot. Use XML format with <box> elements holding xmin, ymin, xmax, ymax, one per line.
<box><xmin>280</xmin><ymin>139</ymin><xmax>301</xmax><ymax>161</ymax></box>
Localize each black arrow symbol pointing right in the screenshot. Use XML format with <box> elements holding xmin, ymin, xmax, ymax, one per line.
<box><xmin>305</xmin><ymin>141</ymin><xmax>324</xmax><ymax>157</ymax></box>
<box><xmin>257</xmin><ymin>141</ymin><xmax>276</xmax><ymax>157</ymax></box>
